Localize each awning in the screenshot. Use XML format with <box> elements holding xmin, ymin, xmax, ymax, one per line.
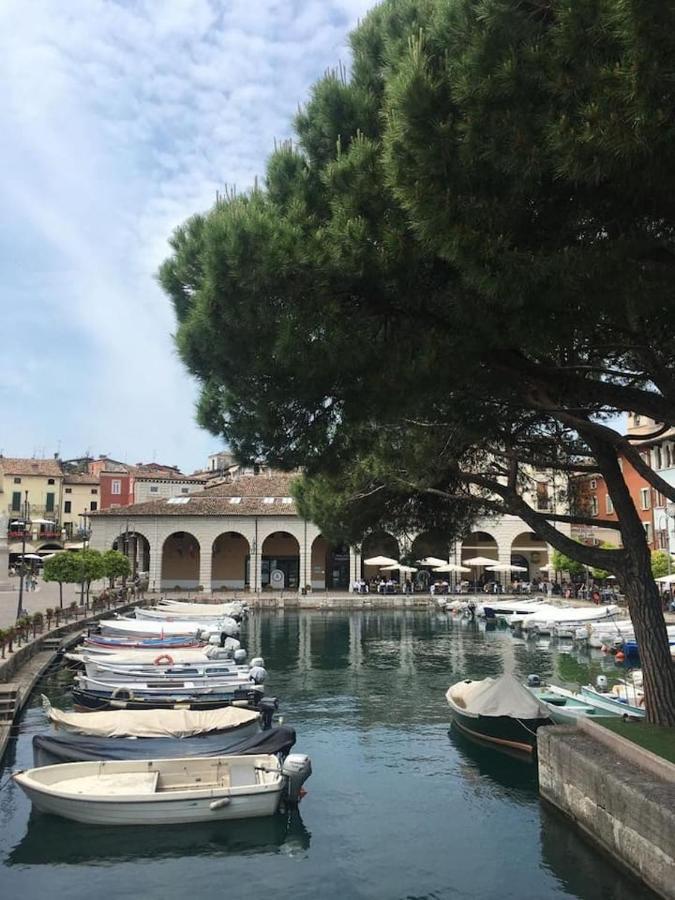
<box><xmin>9</xmin><ymin>542</ymin><xmax>36</xmax><ymax>553</ymax></box>
<box><xmin>364</xmin><ymin>555</ymin><xmax>398</xmax><ymax>566</ymax></box>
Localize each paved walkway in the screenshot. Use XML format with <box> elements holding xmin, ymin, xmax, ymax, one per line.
<box><xmin>0</xmin><ymin>577</ymin><xmax>107</xmax><ymax>630</ymax></box>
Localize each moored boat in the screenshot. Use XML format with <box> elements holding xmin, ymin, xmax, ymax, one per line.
<box><xmin>13</xmin><ymin>752</ymin><xmax>312</xmax><ymax>825</ymax></box>
<box><xmin>524</xmin><ymin>677</ymin><xmax>620</xmax><ymax>724</ymax></box>
<box><xmin>71</xmin><ymin>686</ymin><xmax>267</xmax><ymax>712</ymax></box>
<box><xmin>446</xmin><ymin>674</ymin><xmax>554</xmax><ymax>755</ymax></box>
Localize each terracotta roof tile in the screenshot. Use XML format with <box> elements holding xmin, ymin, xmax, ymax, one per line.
<box><xmin>63</xmin><ymin>473</ymin><xmax>100</xmax><ymax>485</ymax></box>
<box><xmin>0</xmin><ymin>457</ymin><xmax>63</xmax><ymax>477</ymax></box>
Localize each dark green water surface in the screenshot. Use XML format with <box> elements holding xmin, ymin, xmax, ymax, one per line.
<box><xmin>0</xmin><ymin>610</ymin><xmax>655</xmax><ymax>899</ymax></box>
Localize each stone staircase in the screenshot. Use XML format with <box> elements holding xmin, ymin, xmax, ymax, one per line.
<box><xmin>0</xmin><ymin>683</ymin><xmax>20</xmax><ymax>725</ymax></box>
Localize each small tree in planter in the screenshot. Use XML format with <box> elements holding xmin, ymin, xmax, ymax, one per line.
<box><xmin>5</xmin><ymin>628</ymin><xmax>14</xmax><ymax>655</ymax></box>
<box><xmin>0</xmin><ymin>629</ymin><xmax>6</xmax><ymax>659</ymax></box>
<box><xmin>32</xmin><ymin>612</ymin><xmax>44</xmax><ymax>636</ymax></box>
<box><xmin>45</xmin><ymin>608</ymin><xmax>54</xmax><ymax>630</ymax></box>
<box><xmin>43</xmin><ymin>553</ymin><xmax>78</xmax><ymax>609</ymax></box>
<box><xmin>69</xmin><ymin>600</ymin><xmax>78</xmax><ymax>620</ymax></box>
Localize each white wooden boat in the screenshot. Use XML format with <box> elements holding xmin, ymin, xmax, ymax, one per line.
<box><xmin>525</xmin><ymin>681</ymin><xmax>620</xmax><ymax>724</ymax></box>
<box><xmin>580</xmin><ymin>683</ymin><xmax>645</xmax><ymax>718</ymax></box>
<box><xmin>135</xmin><ymin>608</ymin><xmax>240</xmax><ymax>630</ymax></box>
<box><xmin>70</xmin><ymin>643</ymin><xmax>242</xmax><ymax>665</ymax></box>
<box><xmin>517</xmin><ymin>605</ymin><xmax>621</xmax><ymax>634</ymax></box>
<box><xmin>13</xmin><ymin>753</ymin><xmax>312</xmax><ymax>825</ymax></box>
<box><xmin>75</xmin><ymin>673</ymin><xmax>261</xmax><ymax>697</ymax></box>
<box><xmin>98</xmin><ymin>618</ymin><xmax>236</xmax><ymax>639</ymax></box>
<box><xmin>155</xmin><ymin>600</ymin><xmax>245</xmax><ymax>618</ymax></box>
<box><xmin>79</xmin><ymin>659</ymin><xmax>266</xmax><ymax>685</ymax></box>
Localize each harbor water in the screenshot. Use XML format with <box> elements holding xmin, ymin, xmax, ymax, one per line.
<box><xmin>0</xmin><ymin>609</ymin><xmax>656</xmax><ymax>899</ymax></box>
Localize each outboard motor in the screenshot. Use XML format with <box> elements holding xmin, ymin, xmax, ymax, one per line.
<box><xmin>596</xmin><ymin>675</ymin><xmax>608</xmax><ymax>691</ymax></box>
<box><xmin>527</xmin><ymin>674</ymin><xmax>541</xmax><ymax>687</ymax></box>
<box><xmin>250</xmin><ymin>657</ymin><xmax>265</xmax><ymax>669</ymax></box>
<box><xmin>249</xmin><ymin>665</ymin><xmax>267</xmax><ymax>685</ymax></box>
<box><xmin>233</xmin><ymin>649</ymin><xmax>247</xmax><ymax>665</ymax></box>
<box><xmin>219</xmin><ymin>616</ymin><xmax>240</xmax><ymax>638</ymax></box>
<box><xmin>282</xmin><ymin>754</ymin><xmax>312</xmax><ymax>805</ymax></box>
<box><xmin>258</xmin><ymin>696</ymin><xmax>279</xmax><ymax>729</ymax></box>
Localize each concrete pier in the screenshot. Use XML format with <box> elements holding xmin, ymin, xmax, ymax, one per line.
<box><xmin>538</xmin><ymin>720</ymin><xmax>675</xmax><ymax>900</ymax></box>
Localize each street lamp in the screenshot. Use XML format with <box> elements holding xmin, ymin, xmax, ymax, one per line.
<box><xmin>15</xmin><ymin>490</ymin><xmax>30</xmax><ymax>620</ymax></box>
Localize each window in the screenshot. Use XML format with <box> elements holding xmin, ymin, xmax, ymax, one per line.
<box><xmin>91</xmin><ymin>488</ymin><xmax>98</xmax><ymax>495</ymax></box>
<box><xmin>181</xmin><ymin>487</ymin><xmax>189</xmax><ymax>494</ymax></box>
<box><xmin>655</xmin><ymin>447</ymin><xmax>663</xmax><ymax>469</ymax></box>
<box><xmin>65</xmin><ymin>487</ymin><xmax>72</xmax><ymax>494</ymax></box>
<box><xmin>47</xmin><ymin>478</ymin><xmax>55</xmax><ymax>485</ymax></box>
<box><xmin>11</xmin><ymin>492</ymin><xmax>21</xmax><ymax>511</ymax></box>
<box><xmin>13</xmin><ymin>477</ymin><xmax>21</xmax><ymax>484</ymax></box>
<box><xmin>589</xmin><ymin>478</ymin><xmax>597</xmax><ymax>490</ymax></box>
<box><xmin>667</xmin><ymin>445</ymin><xmax>673</xmax><ymax>468</ymax></box>
<box><xmin>64</xmin><ymin>501</ymin><xmax>72</xmax><ymax>514</ymax></box>
<box><xmin>111</xmin><ymin>479</ymin><xmax>121</xmax><ymax>495</ymax></box>
<box><xmin>150</xmin><ymin>486</ymin><xmax>159</xmax><ymax>493</ymax></box>
<box><xmin>45</xmin><ymin>492</ymin><xmax>55</xmax><ymax>512</ymax></box>
<box><xmin>640</xmin><ymin>488</ymin><xmax>650</xmax><ymax>510</ymax></box>
<box><xmin>90</xmin><ymin>501</ymin><xmax>98</xmax><ymax>511</ymax></box>
<box><xmin>644</xmin><ymin>522</ymin><xmax>652</xmax><ymax>543</ymax></box>
<box><xmin>605</xmin><ymin>495</ymin><xmax>613</xmax><ymax>515</ymax></box>
<box><xmin>590</xmin><ymin>495</ymin><xmax>598</xmax><ymax>516</ymax></box>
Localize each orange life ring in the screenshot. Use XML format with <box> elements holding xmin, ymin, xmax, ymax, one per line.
<box><xmin>154</xmin><ymin>654</ymin><xmax>174</xmax><ymax>666</ymax></box>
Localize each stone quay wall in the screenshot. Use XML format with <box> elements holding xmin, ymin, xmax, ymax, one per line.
<box><xmin>538</xmin><ymin>720</ymin><xmax>675</xmax><ymax>900</ymax></box>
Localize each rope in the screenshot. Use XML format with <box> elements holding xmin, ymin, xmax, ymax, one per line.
<box><xmin>0</xmin><ymin>771</ymin><xmax>18</xmax><ymax>792</ymax></box>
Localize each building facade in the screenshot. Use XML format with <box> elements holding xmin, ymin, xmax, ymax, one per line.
<box><xmin>0</xmin><ymin>456</ymin><xmax>64</xmax><ymax>555</ymax></box>
<box><xmin>89</xmin><ymin>470</ymin><xmax>567</xmax><ymax>592</ymax></box>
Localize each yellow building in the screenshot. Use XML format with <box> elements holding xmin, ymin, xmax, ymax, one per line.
<box><xmin>61</xmin><ymin>472</ymin><xmax>101</xmax><ymax>539</ymax></box>
<box><xmin>0</xmin><ymin>456</ymin><xmax>64</xmax><ymax>553</ymax></box>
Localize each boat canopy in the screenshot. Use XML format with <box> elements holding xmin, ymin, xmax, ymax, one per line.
<box><xmin>446</xmin><ymin>675</ymin><xmax>550</xmax><ymax>719</ymax></box>
<box><xmin>45</xmin><ymin>699</ymin><xmax>259</xmax><ymax>738</ymax></box>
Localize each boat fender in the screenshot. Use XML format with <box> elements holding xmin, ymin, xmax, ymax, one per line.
<box><xmin>209</xmin><ymin>798</ymin><xmax>231</xmax><ymax>810</ymax></box>
<box><xmin>250</xmin><ymin>657</ymin><xmax>265</xmax><ymax>669</ymax></box>
<box><xmin>154</xmin><ymin>654</ymin><xmax>174</xmax><ymax>666</ymax></box>
<box><xmin>526</xmin><ymin>674</ymin><xmax>541</xmax><ymax>687</ymax></box>
<box><xmin>615</xmin><ymin>651</ymin><xmax>625</xmax><ymax>664</ymax></box>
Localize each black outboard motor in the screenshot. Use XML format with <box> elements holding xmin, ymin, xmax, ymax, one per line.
<box><xmin>527</xmin><ymin>673</ymin><xmax>541</xmax><ymax>687</ymax></box>
<box><xmin>258</xmin><ymin>696</ymin><xmax>279</xmax><ymax>730</ymax></box>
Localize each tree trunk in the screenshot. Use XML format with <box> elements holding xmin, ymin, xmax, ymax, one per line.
<box><xmin>621</xmin><ymin>542</ymin><xmax>675</xmax><ymax>725</ymax></box>
<box><xmin>59</xmin><ymin>582</ymin><xmax>63</xmax><ymax>609</ymax></box>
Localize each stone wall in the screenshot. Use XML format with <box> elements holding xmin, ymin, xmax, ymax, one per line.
<box><xmin>538</xmin><ymin>723</ymin><xmax>675</xmax><ymax>900</ymax></box>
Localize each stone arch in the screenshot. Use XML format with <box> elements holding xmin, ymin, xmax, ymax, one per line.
<box><xmin>361</xmin><ymin>531</ymin><xmax>400</xmax><ymax>580</ymax></box>
<box><xmin>511</xmin><ymin>530</ymin><xmax>549</xmax><ymax>581</ymax></box>
<box><xmin>161</xmin><ymin>531</ymin><xmax>200</xmax><ymax>590</ymax></box>
<box><xmin>261</xmin><ymin>531</ymin><xmax>300</xmax><ymax>590</ymax></box>
<box><xmin>112</xmin><ymin>530</ymin><xmax>151</xmax><ymax>577</ymax></box>
<box><xmin>311</xmin><ymin>534</ymin><xmax>350</xmax><ymax>590</ymax></box>
<box><xmin>461</xmin><ymin>531</ymin><xmax>499</xmax><ymax>588</ymax></box>
<box><xmin>212</xmin><ymin>531</ymin><xmax>250</xmax><ymax>590</ymax></box>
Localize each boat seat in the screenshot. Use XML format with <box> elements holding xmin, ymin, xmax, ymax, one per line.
<box><xmin>65</xmin><ymin>771</ymin><xmax>160</xmax><ymax>796</ymax></box>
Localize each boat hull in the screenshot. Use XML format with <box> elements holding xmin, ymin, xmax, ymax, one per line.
<box><xmin>18</xmin><ymin>782</ymin><xmax>282</xmax><ymax>825</ymax></box>
<box><xmin>71</xmin><ymin>687</ymin><xmax>265</xmax><ymax>712</ymax></box>
<box><xmin>449</xmin><ymin>710</ymin><xmax>549</xmax><ymax>755</ymax></box>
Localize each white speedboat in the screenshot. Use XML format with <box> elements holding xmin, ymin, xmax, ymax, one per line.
<box><xmin>156</xmin><ymin>600</ymin><xmax>246</xmax><ymax>618</ymax></box>
<box><xmin>78</xmin><ymin>658</ymin><xmax>266</xmax><ymax>685</ymax></box>
<box><xmin>135</xmin><ymin>607</ymin><xmax>241</xmax><ymax>627</ymax></box>
<box><xmin>70</xmin><ymin>642</ymin><xmax>243</xmax><ymax>665</ymax></box>
<box><xmin>13</xmin><ymin>753</ymin><xmax>312</xmax><ymax>825</ymax></box>
<box><xmin>518</xmin><ymin>605</ymin><xmax>621</xmax><ymax>635</ymax></box>
<box><xmin>98</xmin><ymin>617</ymin><xmax>237</xmax><ymax>639</ymax></box>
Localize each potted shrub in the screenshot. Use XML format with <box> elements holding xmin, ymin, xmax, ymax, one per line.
<box><xmin>33</xmin><ymin>612</ymin><xmax>44</xmax><ymax>636</ymax></box>
<box><xmin>45</xmin><ymin>608</ymin><xmax>54</xmax><ymax>630</ymax></box>
<box><xmin>5</xmin><ymin>627</ymin><xmax>15</xmax><ymax>654</ymax></box>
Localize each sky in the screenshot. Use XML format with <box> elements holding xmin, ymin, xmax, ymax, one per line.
<box><xmin>0</xmin><ymin>0</ymin><xmax>374</xmax><ymax>473</ymax></box>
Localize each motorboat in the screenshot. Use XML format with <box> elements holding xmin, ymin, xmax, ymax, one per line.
<box><xmin>147</xmin><ymin>600</ymin><xmax>246</xmax><ymax>619</ymax></box>
<box><xmin>13</xmin><ymin>752</ymin><xmax>312</xmax><ymax>825</ymax></box>
<box><xmin>524</xmin><ymin>677</ymin><xmax>620</xmax><ymax>724</ymax></box>
<box><xmin>75</xmin><ymin>673</ymin><xmax>265</xmax><ymax>699</ymax></box>
<box><xmin>69</xmin><ymin>644</ymin><xmax>244</xmax><ymax>666</ymax></box>
<box><xmin>445</xmin><ymin>674</ymin><xmax>554</xmax><ymax>755</ymax></box>
<box><xmin>33</xmin><ymin>699</ymin><xmax>295</xmax><ymax>766</ymax></box>
<box><xmin>83</xmin><ymin>634</ymin><xmax>202</xmax><ymax>650</ymax></box>
<box><xmin>476</xmin><ymin>599</ymin><xmax>547</xmax><ymax>618</ymax></box>
<box><xmin>515</xmin><ymin>604</ymin><xmax>621</xmax><ymax>635</ymax></box>
<box><xmin>75</xmin><ymin>658</ymin><xmax>266</xmax><ymax>686</ymax></box>
<box><xmin>579</xmin><ymin>675</ymin><xmax>645</xmax><ymax>718</ymax></box>
<box><xmin>135</xmin><ymin>606</ymin><xmax>242</xmax><ymax>624</ymax></box>
<box><xmin>71</xmin><ymin>686</ymin><xmax>267</xmax><ymax>713</ymax></box>
<box><xmin>98</xmin><ymin>617</ymin><xmax>238</xmax><ymax>639</ymax></box>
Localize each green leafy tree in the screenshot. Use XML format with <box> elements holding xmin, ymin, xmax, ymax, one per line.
<box><xmin>551</xmin><ymin>549</ymin><xmax>585</xmax><ymax>578</ymax></box>
<box><xmin>160</xmin><ymin>0</ymin><xmax>675</xmax><ymax>723</ymax></box>
<box><xmin>71</xmin><ymin>550</ymin><xmax>106</xmax><ymax>606</ymax></box>
<box><xmin>651</xmin><ymin>550</ymin><xmax>672</xmax><ymax>581</ymax></box>
<box><xmin>101</xmin><ymin>550</ymin><xmax>131</xmax><ymax>588</ymax></box>
<box><xmin>592</xmin><ymin>543</ymin><xmax>619</xmax><ymax>581</ymax></box>
<box><xmin>43</xmin><ymin>553</ymin><xmax>78</xmax><ymax>609</ymax></box>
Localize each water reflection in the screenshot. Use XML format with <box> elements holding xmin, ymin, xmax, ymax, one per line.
<box><xmin>8</xmin><ymin>808</ymin><xmax>311</xmax><ymax>867</ymax></box>
<box><xmin>447</xmin><ymin>725</ymin><xmax>538</xmax><ymax>804</ymax></box>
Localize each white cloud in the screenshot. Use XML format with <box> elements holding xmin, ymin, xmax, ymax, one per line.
<box><xmin>0</xmin><ymin>0</ymin><xmax>375</xmax><ymax>470</ymax></box>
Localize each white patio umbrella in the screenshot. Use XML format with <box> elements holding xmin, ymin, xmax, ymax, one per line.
<box><xmin>364</xmin><ymin>555</ymin><xmax>398</xmax><ymax>566</ymax></box>
<box><xmin>381</xmin><ymin>563</ymin><xmax>418</xmax><ymax>573</ymax></box>
<box><xmin>417</xmin><ymin>556</ymin><xmax>448</xmax><ymax>568</ymax></box>
<box><xmin>31</xmin><ymin>518</ymin><xmax>56</xmax><ymax>525</ymax></box>
<box><xmin>655</xmin><ymin>573</ymin><xmax>675</xmax><ymax>584</ymax></box>
<box><xmin>486</xmin><ymin>564</ymin><xmax>528</xmax><ymax>573</ymax></box>
<box><xmin>22</xmin><ymin>553</ymin><xmax>43</xmax><ymax>560</ymax></box>
<box><xmin>463</xmin><ymin>556</ymin><xmax>499</xmax><ymax>567</ymax></box>
<box><xmin>539</xmin><ymin>563</ymin><xmax>555</xmax><ymax>573</ymax></box>
<box><xmin>432</xmin><ymin>563</ymin><xmax>471</xmax><ymax>573</ymax></box>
